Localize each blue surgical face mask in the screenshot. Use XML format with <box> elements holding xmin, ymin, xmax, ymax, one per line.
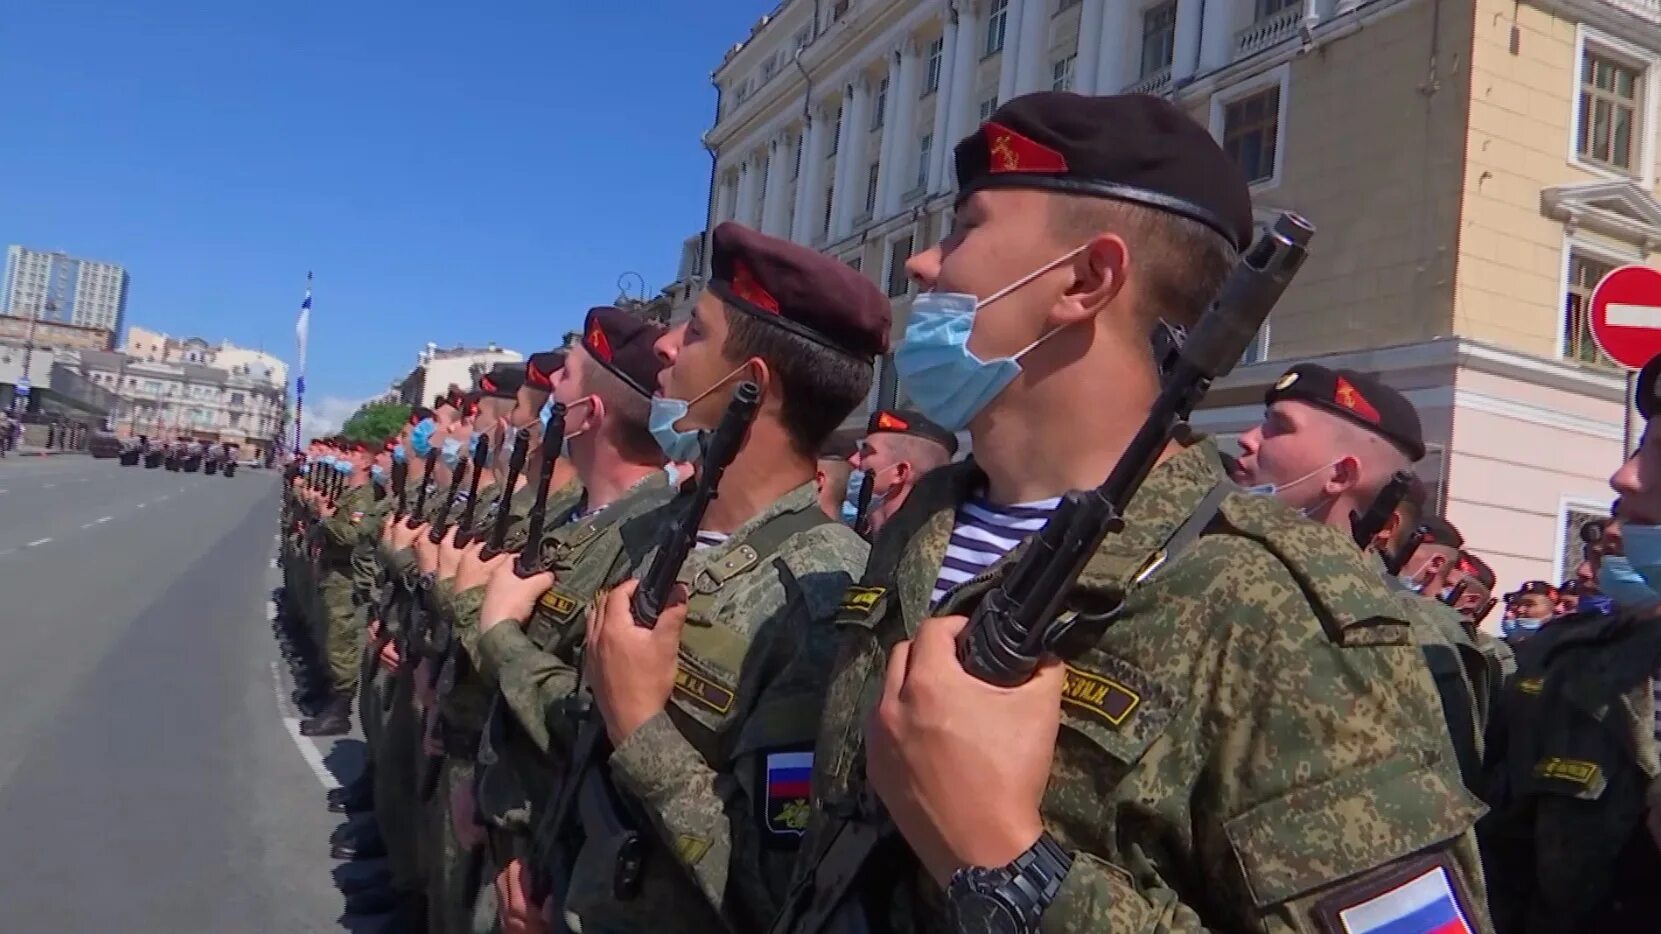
<box><xmin>371</xmin><ymin>464</ymin><xmax>386</xmax><ymax>485</ymax></box>
<box><xmin>842</xmin><ymin>468</ymin><xmax>891</xmax><ymax>524</ymax></box>
<box><xmin>1623</xmin><ymin>523</ymin><xmax>1661</xmax><ymax>586</ymax></box>
<box><xmin>440</xmin><ymin>437</ymin><xmax>463</xmax><ymax>468</ymax></box>
<box><xmin>299</xmin><ymin>463</ymin><xmax>310</xmax><ymax>476</ymax></box>
<box><xmin>392</xmin><ymin>444</ymin><xmax>406</xmax><ymax>464</ymax></box>
<box><xmin>893</xmin><ymin>246</ymin><xmax>1088</xmax><ymax>432</ymax></box>
<box><xmin>336</xmin><ymin>458</ymin><xmax>354</xmax><ymax>475</ymax></box>
<box><xmin>1598</xmin><ymin>554</ymin><xmax>1661</xmax><ymax>608</ymax></box>
<box><xmin>410</xmin><ymin>418</ymin><xmax>437</xmax><ymax>458</ymax></box>
<box><xmin>649</xmin><ymin>362</ymin><xmax>751</xmax><ymax>463</ymax></box>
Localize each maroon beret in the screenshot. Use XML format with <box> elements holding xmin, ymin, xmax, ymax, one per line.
<box><xmin>478</xmin><ymin>364</ymin><xmax>525</xmax><ymax>400</ymax></box>
<box><xmin>524</xmin><ymin>350</ymin><xmax>566</xmax><ymax>392</ymax></box>
<box><xmin>582</xmin><ymin>306</ymin><xmax>665</xmax><ymax>397</ymax></box>
<box><xmin>955</xmin><ymin>92</ymin><xmax>1254</xmax><ymax>250</ymax></box>
<box><xmin>709</xmin><ymin>222</ymin><xmax>889</xmax><ymax>359</ymax></box>
<box><xmin>866</xmin><ymin>408</ymin><xmax>959</xmax><ymax>456</ymax></box>
<box><xmin>1265</xmin><ymin>363</ymin><xmax>1425</xmax><ymax>461</ymax></box>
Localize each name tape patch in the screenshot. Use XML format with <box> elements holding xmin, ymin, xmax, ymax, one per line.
<box><xmin>1061</xmin><ymin>665</ymin><xmax>1140</xmax><ymax>727</ymax></box>
<box><xmin>839</xmin><ymin>586</ymin><xmax>886</xmax><ymax>614</ymax></box>
<box><xmin>536</xmin><ymin>588</ymin><xmax>582</xmax><ymax>620</ymax></box>
<box><xmin>674</xmin><ymin>664</ymin><xmax>735</xmax><ymax>715</ymax></box>
<box><xmin>1535</xmin><ymin>756</ymin><xmax>1600</xmax><ymax>787</ymax></box>
<box><xmin>1515</xmin><ymin>677</ymin><xmax>1543</xmax><ymax>695</ymax></box>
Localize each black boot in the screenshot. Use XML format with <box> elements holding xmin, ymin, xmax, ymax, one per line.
<box><xmin>325</xmin><ymin>768</ymin><xmax>374</xmax><ymax>808</ymax></box>
<box><xmin>330</xmin><ymin>813</ymin><xmax>375</xmax><ymax>845</ymax></box>
<box><xmin>327</xmin><ymin>780</ymin><xmax>374</xmax><ymax>814</ymax></box>
<box><xmin>300</xmin><ymin>694</ymin><xmax>352</xmax><ymax>737</ymax></box>
<box><xmin>292</xmin><ymin>685</ymin><xmax>329</xmax><ymax>717</ymax></box>
<box><xmin>337</xmin><ymin>868</ymin><xmax>391</xmax><ymax>896</ymax></box>
<box><xmin>330</xmin><ymin>822</ymin><xmax>386</xmax><ymax>860</ymax></box>
<box><xmin>386</xmin><ymin>892</ymin><xmax>426</xmax><ymax>930</ymax></box>
<box><xmin>343</xmin><ymin>885</ymin><xmax>402</xmax><ymax>916</ymax></box>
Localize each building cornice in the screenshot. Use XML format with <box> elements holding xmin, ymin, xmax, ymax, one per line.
<box><xmin>1541</xmin><ymin>179</ymin><xmax>1661</xmax><ymax>252</ymax></box>
<box><xmin>1527</xmin><ymin>0</ymin><xmax>1661</xmax><ymax>51</ymax></box>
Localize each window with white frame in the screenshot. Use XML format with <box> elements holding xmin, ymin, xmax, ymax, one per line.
<box><xmin>1140</xmin><ymin>1</ymin><xmax>1176</xmax><ymax>78</ymax></box>
<box><xmin>916</xmin><ymin>134</ymin><xmax>932</xmax><ymax>190</ymax></box>
<box><xmin>1559</xmin><ymin>501</ymin><xmax>1611</xmax><ymax>583</ymax></box>
<box><xmin>925</xmin><ymin>37</ymin><xmax>944</xmax><ymax>95</ymax></box>
<box><xmin>1563</xmin><ymin>248</ymin><xmax>1621</xmax><ymax>370</ymax></box>
<box><xmin>887</xmin><ymin>235</ymin><xmax>915</xmax><ymax>297</ymax></box>
<box><xmin>1053</xmin><ymin>55</ymin><xmax>1077</xmax><ymax>92</ymax></box>
<box><xmin>829</xmin><ymin>108</ymin><xmax>842</xmax><ymax>157</ymax></box>
<box><xmin>1578</xmin><ymin>48</ymin><xmax>1645</xmax><ymax>175</ymax></box>
<box><xmin>979</xmin><ymin>94</ymin><xmax>999</xmax><ymax>122</ymax></box>
<box><xmin>1211</xmin><ymin>66</ymin><xmax>1289</xmax><ymax>188</ymax></box>
<box><xmin>986</xmin><ymin>0</ymin><xmax>1009</xmax><ymax>56</ymax></box>
<box><xmin>873</xmin><ymin>77</ymin><xmax>888</xmax><ymax>130</ymax></box>
<box><xmin>865</xmin><ymin>163</ymin><xmax>881</xmax><ymax>213</ymax></box>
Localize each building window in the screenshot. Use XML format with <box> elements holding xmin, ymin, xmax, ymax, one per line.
<box><xmin>823</xmin><ymin>184</ymin><xmax>836</xmax><ymax>236</ymax></box>
<box><xmin>1221</xmin><ymin>85</ymin><xmax>1281</xmax><ymax>184</ymax></box>
<box><xmin>917</xmin><ymin>133</ymin><xmax>932</xmax><ymax>190</ymax></box>
<box><xmin>865</xmin><ymin>163</ymin><xmax>881</xmax><ymax>214</ymax></box>
<box><xmin>1563</xmin><ymin>250</ymin><xmax>1620</xmax><ymax>370</ymax></box>
<box><xmin>924</xmin><ymin>37</ymin><xmax>944</xmax><ymax>95</ymax></box>
<box><xmin>1254</xmin><ymin>0</ymin><xmax>1300</xmax><ymax>17</ymax></box>
<box><xmin>979</xmin><ymin>95</ymin><xmax>999</xmax><ymax>122</ymax></box>
<box><xmin>1140</xmin><ymin>1</ymin><xmax>1177</xmax><ymax>78</ymax></box>
<box><xmin>1052</xmin><ymin>55</ymin><xmax>1077</xmax><ymax>92</ymax></box>
<box><xmin>829</xmin><ymin>108</ymin><xmax>842</xmax><ymax>156</ymax></box>
<box><xmin>1578</xmin><ymin>50</ymin><xmax>1644</xmax><ymax>174</ymax></box>
<box><xmin>986</xmin><ymin>0</ymin><xmax>1009</xmax><ymax>56</ymax></box>
<box><xmin>792</xmin><ymin>135</ymin><xmax>803</xmax><ymax>180</ymax></box>
<box><xmin>831</xmin><ymin>0</ymin><xmax>850</xmax><ymax>23</ymax></box>
<box><xmin>1558</xmin><ymin>501</ymin><xmax>1611</xmax><ymax>582</ymax></box>
<box><xmin>873</xmin><ymin>77</ymin><xmax>889</xmax><ymax>129</ymax></box>
<box><xmin>795</xmin><ymin>26</ymin><xmax>812</xmax><ymax>53</ymax></box>
<box><xmin>887</xmin><ymin>235</ymin><xmax>915</xmax><ymax>297</ymax></box>
<box><xmin>848</xmin><ymin>255</ymin><xmax>863</xmax><ymax>273</ymax></box>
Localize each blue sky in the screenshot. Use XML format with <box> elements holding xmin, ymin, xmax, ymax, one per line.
<box><xmin>0</xmin><ymin>0</ymin><xmax>774</xmax><ymax>434</ymax></box>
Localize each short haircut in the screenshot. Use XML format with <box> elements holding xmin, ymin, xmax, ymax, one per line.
<box><xmin>885</xmin><ymin>432</ymin><xmax>955</xmax><ymax>473</ymax></box>
<box><xmin>578</xmin><ymin>356</ymin><xmax>661</xmax><ymax>462</ymax></box>
<box><xmin>723</xmin><ymin>303</ymin><xmax>874</xmax><ymax>456</ymax></box>
<box><xmin>1048</xmin><ymin>196</ymin><xmax>1237</xmax><ymax>332</ymax></box>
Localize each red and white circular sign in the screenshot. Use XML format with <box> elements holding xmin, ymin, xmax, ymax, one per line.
<box><xmin>1590</xmin><ymin>264</ymin><xmax>1661</xmax><ymax>371</ymax></box>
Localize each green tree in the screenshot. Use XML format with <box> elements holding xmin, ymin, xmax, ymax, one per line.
<box><xmin>341</xmin><ymin>400</ymin><xmax>410</xmax><ymax>443</ymax></box>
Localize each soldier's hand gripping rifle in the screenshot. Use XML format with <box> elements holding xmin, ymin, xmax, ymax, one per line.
<box><xmin>960</xmin><ymin>213</ymin><xmax>1314</xmax><ymax>686</ymax></box>
<box><xmin>427</xmin><ymin>450</ymin><xmax>474</xmax><ymax>545</ymax></box>
<box><xmin>392</xmin><ymin>457</ymin><xmax>411</xmax><ymax>521</ymax></box>
<box><xmin>405</xmin><ymin>447</ymin><xmax>441</xmax><ymax>530</ymax></box>
<box><xmin>450</xmin><ymin>435</ymin><xmax>492</xmax><ymax>549</ymax></box>
<box><xmin>540</xmin><ymin>382</ymin><xmax>761</xmax><ymax>912</ymax></box>
<box><xmin>1352</xmin><ymin>470</ymin><xmax>1414</xmax><ymax>551</ymax></box>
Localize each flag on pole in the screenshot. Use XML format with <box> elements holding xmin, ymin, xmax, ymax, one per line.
<box><xmin>295</xmin><ymin>271</ymin><xmax>313</xmax><ymax>376</ymax></box>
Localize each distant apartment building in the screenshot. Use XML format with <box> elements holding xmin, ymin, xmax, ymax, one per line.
<box><xmin>393</xmin><ymin>343</ymin><xmax>523</xmax><ymax>406</ymax></box>
<box><xmin>122</xmin><ymin>325</ymin><xmax>289</xmax><ymax>390</ymax></box>
<box><xmin>71</xmin><ymin>350</ymin><xmax>288</xmax><ymax>460</ymax></box>
<box><xmin>2</xmin><ymin>246</ymin><xmax>129</xmax><ymax>334</ymax></box>
<box><xmin>701</xmin><ymin>0</ymin><xmax>1661</xmax><ymax>601</ymax></box>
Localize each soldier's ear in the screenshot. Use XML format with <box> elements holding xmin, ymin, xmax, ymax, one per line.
<box><xmin>743</xmin><ymin>357</ymin><xmax>774</xmax><ymax>407</ymax></box>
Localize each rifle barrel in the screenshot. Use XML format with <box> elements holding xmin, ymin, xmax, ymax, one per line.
<box><xmin>480</xmin><ymin>427</ymin><xmax>532</xmax><ymax>558</ymax></box>
<box><xmin>512</xmin><ymin>404</ymin><xmax>567</xmax><ymax>577</ymax></box>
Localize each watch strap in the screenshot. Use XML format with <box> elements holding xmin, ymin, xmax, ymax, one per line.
<box><xmin>1005</xmin><ymin>831</ymin><xmax>1073</xmax><ymax>929</ymax></box>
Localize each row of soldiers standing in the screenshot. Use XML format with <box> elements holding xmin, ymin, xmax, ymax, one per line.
<box><xmin>273</xmin><ymin>89</ymin><xmax>1633</xmax><ymax>934</ymax></box>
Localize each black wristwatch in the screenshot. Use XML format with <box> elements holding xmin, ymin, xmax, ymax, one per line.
<box><xmin>945</xmin><ymin>831</ymin><xmax>1073</xmax><ymax>934</ymax></box>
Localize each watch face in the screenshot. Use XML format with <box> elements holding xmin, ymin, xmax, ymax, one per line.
<box><xmin>949</xmin><ymin>890</ymin><xmax>1022</xmax><ymax>934</ymax></box>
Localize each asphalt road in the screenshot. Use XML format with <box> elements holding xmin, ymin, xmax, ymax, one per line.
<box><xmin>0</xmin><ymin>456</ymin><xmax>378</xmax><ymax>933</ymax></box>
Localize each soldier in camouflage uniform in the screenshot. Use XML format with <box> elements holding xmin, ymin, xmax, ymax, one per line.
<box><xmin>461</xmin><ymin>308</ymin><xmax>672</xmax><ymax>933</ymax></box>
<box><xmin>774</xmin><ymin>93</ymin><xmax>1490</xmax><ymax>934</ymax></box>
<box><xmin>301</xmin><ymin>439</ymin><xmax>380</xmax><ymax>736</ymax></box>
<box><xmin>482</xmin><ymin>225</ymin><xmax>889</xmax><ymax>934</ymax></box>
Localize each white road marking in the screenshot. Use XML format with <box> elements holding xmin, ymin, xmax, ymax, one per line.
<box><xmin>96</xmin><ymin>515</ymin><xmax>111</xmax><ymax>524</ymax></box>
<box><xmin>25</xmin><ymin>537</ymin><xmax>51</xmax><ymax>547</ymax></box>
<box><xmin>268</xmin><ymin>661</ymin><xmax>338</xmax><ymax>790</ymax></box>
<box><xmin>1607</xmin><ymin>302</ymin><xmax>1661</xmax><ymax>330</ymax></box>
<box><xmin>135</xmin><ymin>503</ymin><xmax>146</xmax><ymax>509</ymax></box>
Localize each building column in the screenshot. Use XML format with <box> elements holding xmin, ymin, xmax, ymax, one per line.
<box><xmin>760</xmin><ymin>133</ymin><xmax>790</xmax><ymax>236</ymax></box>
<box><xmin>873</xmin><ymin>49</ymin><xmax>905</xmax><ymax>222</ymax></box>
<box><xmin>1073</xmin><ymin>0</ymin><xmax>1105</xmax><ymax>93</ymax></box>
<box><xmin>1198</xmin><ymin>0</ymin><xmax>1237</xmax><ymax>73</ymax></box>
<box><xmin>1014</xmin><ymin>0</ymin><xmax>1050</xmax><ymax>94</ymax></box>
<box><xmin>831</xmin><ymin>77</ymin><xmax>870</xmax><ymax>239</ymax></box>
<box><xmin>995</xmin><ymin>0</ymin><xmax>1026</xmax><ymax>105</ymax></box>
<box><xmin>927</xmin><ymin>13</ymin><xmax>960</xmax><ymax>192</ymax></box>
<box><xmin>792</xmin><ymin>109</ymin><xmax>829</xmax><ymax>242</ymax></box>
<box><xmin>1171</xmin><ymin>0</ymin><xmax>1205</xmax><ymax>83</ymax></box>
<box><xmin>882</xmin><ymin>38</ymin><xmax>923</xmax><ymax>215</ymax></box>
<box><xmin>735</xmin><ymin>154</ymin><xmax>761</xmax><ymax>227</ymax></box>
<box><xmin>1096</xmin><ymin>0</ymin><xmax>1138</xmax><ymax>92</ymax></box>
<box><xmin>943</xmin><ymin>0</ymin><xmax>976</xmax><ymax>170</ymax></box>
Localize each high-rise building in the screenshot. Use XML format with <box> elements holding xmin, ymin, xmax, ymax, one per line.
<box><xmin>701</xmin><ymin>0</ymin><xmax>1661</xmax><ymax>600</ymax></box>
<box><xmin>2</xmin><ymin>246</ymin><xmax>129</xmax><ymax>335</ymax></box>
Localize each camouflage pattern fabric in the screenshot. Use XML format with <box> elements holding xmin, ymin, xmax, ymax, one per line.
<box><xmin>571</xmin><ymin>481</ymin><xmax>866</xmax><ymax>934</ymax></box>
<box><xmin>789</xmin><ymin>439</ymin><xmax>1492</xmax><ymax>934</ymax></box>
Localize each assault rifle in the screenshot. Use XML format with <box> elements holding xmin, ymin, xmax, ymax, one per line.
<box><xmin>427</xmin><ymin>449</ymin><xmax>473</xmax><ymax>545</ymax></box>
<box><xmin>853</xmin><ymin>355</ymin><xmax>897</xmax><ymax>538</ymax></box>
<box><xmin>511</xmin><ymin>403</ymin><xmax>567</xmax><ymax>577</ymax></box>
<box><xmin>1352</xmin><ymin>470</ymin><xmax>1414</xmax><ymax>551</ymax></box>
<box><xmin>405</xmin><ymin>448</ymin><xmax>441</xmax><ymax>529</ymax></box>
<box><xmin>477</xmin><ymin>426</ymin><xmax>533</xmax><ymax>561</ymax></box>
<box><xmin>450</xmin><ymin>435</ymin><xmax>491</xmax><ymax>548</ymax></box>
<box><xmin>960</xmin><ymin>212</ymin><xmax>1315</xmax><ymax>686</ymax></box>
<box><xmin>541</xmin><ymin>382</ymin><xmax>761</xmax><ymax>914</ymax></box>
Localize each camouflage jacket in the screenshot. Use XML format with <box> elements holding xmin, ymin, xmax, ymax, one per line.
<box><xmin>471</xmin><ymin>471</ymin><xmax>677</xmax><ymax>842</ymax></box>
<box><xmin>1376</xmin><ymin>552</ymin><xmax>1491</xmax><ymax>761</ymax></box>
<box><xmin>320</xmin><ymin>482</ymin><xmax>376</xmax><ymax>560</ymax></box>
<box><xmin>569</xmin><ymin>481</ymin><xmax>866</xmax><ymax>934</ymax></box>
<box><xmin>350</xmin><ymin>486</ymin><xmax>394</xmax><ymax>593</ymax></box>
<box><xmin>789</xmin><ymin>440</ymin><xmax>1491</xmax><ymax>934</ymax></box>
<box><xmin>438</xmin><ymin>477</ymin><xmax>586</xmax><ymax>735</ymax></box>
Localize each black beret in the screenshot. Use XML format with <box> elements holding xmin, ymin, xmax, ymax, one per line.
<box><xmin>1265</xmin><ymin>364</ymin><xmax>1426</xmax><ymax>462</ymax></box>
<box><xmin>1457</xmin><ymin>551</ymin><xmax>1496</xmax><ymax>590</ymax></box>
<box><xmin>1419</xmin><ymin>515</ymin><xmax>1464</xmax><ymax>549</ymax></box>
<box><xmin>710</xmin><ymin>222</ymin><xmax>890</xmax><ymax>359</ymax></box>
<box><xmin>1635</xmin><ymin>353</ymin><xmax>1661</xmax><ymax>419</ymax></box>
<box><xmin>866</xmin><ymin>408</ymin><xmax>959</xmax><ymax>456</ymax></box>
<box><xmin>954</xmin><ymin>92</ymin><xmax>1255</xmax><ymax>249</ymax></box>
<box><xmin>524</xmin><ymin>350</ymin><xmax>566</xmax><ymax>393</ymax></box>
<box><xmin>582</xmin><ymin>306</ymin><xmax>665</xmax><ymax>398</ymax></box>
<box><xmin>478</xmin><ymin>364</ymin><xmax>525</xmax><ymax>400</ymax></box>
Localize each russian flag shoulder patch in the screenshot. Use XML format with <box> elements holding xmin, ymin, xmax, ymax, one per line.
<box><xmin>1313</xmin><ymin>853</ymin><xmax>1475</xmax><ymax>934</ymax></box>
<box><xmin>760</xmin><ymin>749</ymin><xmax>814</xmax><ymax>843</ymax></box>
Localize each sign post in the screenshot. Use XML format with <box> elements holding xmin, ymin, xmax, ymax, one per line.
<box><xmin>1589</xmin><ymin>265</ymin><xmax>1661</xmax><ymax>457</ymax></box>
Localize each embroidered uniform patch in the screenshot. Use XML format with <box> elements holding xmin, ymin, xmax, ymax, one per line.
<box><xmin>762</xmin><ymin>751</ymin><xmax>813</xmax><ymax>840</ymax></box>
<box><xmin>1060</xmin><ymin>665</ymin><xmax>1140</xmax><ymax>727</ymax></box>
<box><xmin>673</xmin><ymin>664</ymin><xmax>734</xmax><ymax>714</ymax></box>
<box><xmin>1534</xmin><ymin>756</ymin><xmax>1599</xmax><ymax>787</ymax></box>
<box><xmin>1318</xmin><ymin>860</ymin><xmax>1473</xmax><ymax>934</ymax></box>
<box><xmin>838</xmin><ymin>586</ymin><xmax>885</xmax><ymax>613</ymax></box>
<box><xmin>536</xmin><ymin>588</ymin><xmax>582</xmax><ymax>620</ymax></box>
